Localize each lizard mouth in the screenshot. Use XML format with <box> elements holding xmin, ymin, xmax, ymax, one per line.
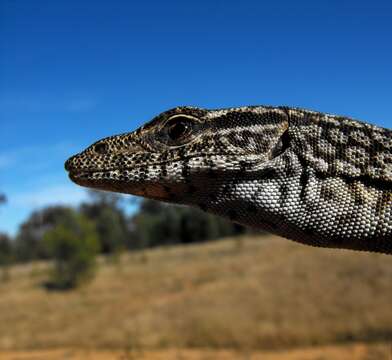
<box><xmin>68</xmin><ymin>170</ymin><xmax>113</xmax><ymax>185</ymax></box>
<box><xmin>68</xmin><ymin>171</ymin><xmax>91</xmax><ymax>189</ymax></box>
<box><xmin>68</xmin><ymin>170</ymin><xmax>140</xmax><ymax>195</ymax></box>
<box><xmin>68</xmin><ymin>169</ymin><xmax>184</xmax><ymax>200</ymax></box>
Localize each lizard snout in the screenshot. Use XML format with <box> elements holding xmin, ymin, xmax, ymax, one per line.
<box><xmin>64</xmin><ymin>154</ymin><xmax>84</xmax><ymax>173</ymax></box>
<box><xmin>64</xmin><ymin>156</ymin><xmax>74</xmax><ymax>172</ymax></box>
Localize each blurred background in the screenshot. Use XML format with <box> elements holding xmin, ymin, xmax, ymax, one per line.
<box><xmin>0</xmin><ymin>1</ymin><xmax>391</xmax><ymax>359</ymax></box>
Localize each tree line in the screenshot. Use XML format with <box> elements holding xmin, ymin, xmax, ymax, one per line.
<box><xmin>0</xmin><ymin>190</ymin><xmax>256</xmax><ymax>288</ymax></box>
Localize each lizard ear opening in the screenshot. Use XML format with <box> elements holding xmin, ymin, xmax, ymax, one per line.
<box><xmin>269</xmin><ymin>128</ymin><xmax>290</xmax><ymax>159</ymax></box>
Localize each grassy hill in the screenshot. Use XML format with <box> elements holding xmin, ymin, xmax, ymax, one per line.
<box><xmin>0</xmin><ymin>235</ymin><xmax>391</xmax><ymax>359</ymax></box>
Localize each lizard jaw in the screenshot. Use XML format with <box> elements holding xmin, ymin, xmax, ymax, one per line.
<box><xmin>67</xmin><ymin>170</ymin><xmax>187</xmax><ymax>202</ymax></box>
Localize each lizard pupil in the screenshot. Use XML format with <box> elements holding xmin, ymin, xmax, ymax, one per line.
<box><xmin>167</xmin><ymin>121</ymin><xmax>189</xmax><ymax>141</ymax></box>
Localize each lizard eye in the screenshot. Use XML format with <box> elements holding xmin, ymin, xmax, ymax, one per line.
<box><xmin>164</xmin><ymin>115</ymin><xmax>195</xmax><ymax>144</ymax></box>
<box><xmin>94</xmin><ymin>142</ymin><xmax>108</xmax><ymax>154</ymax></box>
<box><xmin>167</xmin><ymin>120</ymin><xmax>190</xmax><ymax>140</ymax></box>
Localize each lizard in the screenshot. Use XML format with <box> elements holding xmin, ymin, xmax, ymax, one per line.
<box><xmin>65</xmin><ymin>106</ymin><xmax>392</xmax><ymax>254</ymax></box>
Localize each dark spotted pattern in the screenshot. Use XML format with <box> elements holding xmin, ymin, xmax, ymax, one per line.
<box><xmin>65</xmin><ymin>105</ymin><xmax>392</xmax><ymax>254</ymax></box>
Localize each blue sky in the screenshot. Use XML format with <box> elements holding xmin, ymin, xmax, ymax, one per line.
<box><xmin>1</xmin><ymin>0</ymin><xmax>391</xmax><ymax>235</ymax></box>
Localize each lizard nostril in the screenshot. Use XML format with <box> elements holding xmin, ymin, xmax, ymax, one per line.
<box><xmin>94</xmin><ymin>142</ymin><xmax>108</xmax><ymax>154</ymax></box>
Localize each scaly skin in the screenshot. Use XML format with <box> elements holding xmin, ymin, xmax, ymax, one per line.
<box><xmin>65</xmin><ymin>106</ymin><xmax>392</xmax><ymax>254</ymax></box>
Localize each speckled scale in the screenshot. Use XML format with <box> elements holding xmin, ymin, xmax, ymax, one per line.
<box><xmin>287</xmin><ymin>108</ymin><xmax>392</xmax><ymax>182</ymax></box>
<box><xmin>65</xmin><ymin>105</ymin><xmax>392</xmax><ymax>254</ymax></box>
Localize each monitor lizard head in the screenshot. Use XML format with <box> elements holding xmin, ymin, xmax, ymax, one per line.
<box><xmin>65</xmin><ymin>106</ymin><xmax>289</xmax><ymax>205</ymax></box>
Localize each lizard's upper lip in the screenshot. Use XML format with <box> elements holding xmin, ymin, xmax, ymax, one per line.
<box><xmin>68</xmin><ymin>170</ymin><xmax>102</xmax><ymax>186</ymax></box>
<box><xmin>68</xmin><ymin>170</ymin><xmax>100</xmax><ymax>178</ymax></box>
<box><xmin>65</xmin><ymin>152</ymin><xmax>257</xmax><ymax>177</ymax></box>
<box><xmin>68</xmin><ymin>171</ymin><xmax>83</xmax><ymax>181</ymax></box>
<box><xmin>64</xmin><ymin>156</ymin><xmax>110</xmax><ymax>175</ymax></box>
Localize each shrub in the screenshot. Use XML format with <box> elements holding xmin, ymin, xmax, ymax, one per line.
<box><xmin>43</xmin><ymin>213</ymin><xmax>100</xmax><ymax>290</ymax></box>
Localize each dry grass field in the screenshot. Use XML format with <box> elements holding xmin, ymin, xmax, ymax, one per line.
<box><xmin>0</xmin><ymin>235</ymin><xmax>391</xmax><ymax>359</ymax></box>
<box><xmin>1</xmin><ymin>343</ymin><xmax>391</xmax><ymax>360</ymax></box>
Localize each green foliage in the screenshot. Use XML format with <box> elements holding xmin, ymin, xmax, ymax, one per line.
<box><xmin>0</xmin><ymin>233</ymin><xmax>12</xmax><ymax>258</ymax></box>
<box><xmin>0</xmin><ymin>193</ymin><xmax>9</xmax><ymax>280</ymax></box>
<box><xmin>43</xmin><ymin>213</ymin><xmax>100</xmax><ymax>290</ymax></box>
<box><xmin>0</xmin><ymin>233</ymin><xmax>12</xmax><ymax>281</ymax></box>
<box><xmin>8</xmin><ymin>190</ymin><xmax>258</xmax><ymax>268</ymax></box>
<box><xmin>131</xmin><ymin>199</ymin><xmax>248</xmax><ymax>248</ymax></box>
<box><xmin>80</xmin><ymin>190</ymin><xmax>129</xmax><ymax>253</ymax></box>
<box><xmin>14</xmin><ymin>206</ymin><xmax>75</xmax><ymax>261</ymax></box>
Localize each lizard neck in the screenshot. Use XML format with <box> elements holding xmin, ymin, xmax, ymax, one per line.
<box><xmin>184</xmin><ymin>149</ymin><xmax>391</xmax><ymax>254</ymax></box>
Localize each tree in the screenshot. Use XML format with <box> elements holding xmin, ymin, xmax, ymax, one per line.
<box><xmin>43</xmin><ymin>212</ymin><xmax>100</xmax><ymax>290</ymax></box>
<box><xmin>80</xmin><ymin>190</ymin><xmax>129</xmax><ymax>253</ymax></box>
<box><xmin>85</xmin><ymin>189</ymin><xmax>123</xmax><ymax>208</ymax></box>
<box><xmin>0</xmin><ymin>233</ymin><xmax>12</xmax><ymax>281</ymax></box>
<box><xmin>14</xmin><ymin>206</ymin><xmax>74</xmax><ymax>261</ymax></box>
<box><xmin>131</xmin><ymin>199</ymin><xmax>249</xmax><ymax>248</ymax></box>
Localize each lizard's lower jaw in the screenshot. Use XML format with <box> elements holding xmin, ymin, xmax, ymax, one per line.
<box><xmin>67</xmin><ymin>171</ymin><xmax>127</xmax><ymax>193</ymax></box>
<box><xmin>67</xmin><ymin>171</ymin><xmax>185</xmax><ymax>202</ymax></box>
